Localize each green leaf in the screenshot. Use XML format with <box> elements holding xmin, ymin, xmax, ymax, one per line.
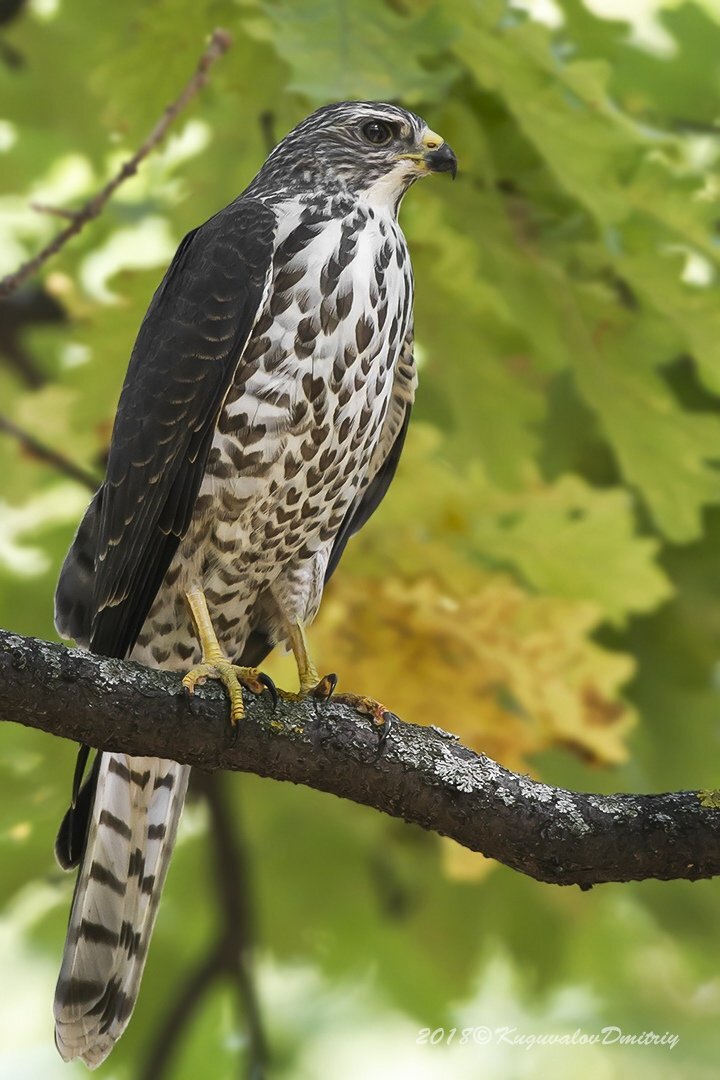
<box><xmin>250</xmin><ymin>0</ymin><xmax>459</xmax><ymax>103</ymax></box>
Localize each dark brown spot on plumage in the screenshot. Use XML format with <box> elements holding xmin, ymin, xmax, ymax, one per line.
<box><xmin>311</xmin><ymin>423</ymin><xmax>329</xmax><ymax>446</ymax></box>
<box><xmin>90</xmin><ymin>861</ymin><xmax>126</xmax><ymax>895</ymax></box>
<box><xmin>99</xmin><ymin>810</ymin><xmax>132</xmax><ymax>840</ymax></box>
<box><xmin>208</xmin><ymin>456</ymin><xmax>233</xmax><ymax>480</ymax></box>
<box><xmin>77</xmin><ymin>921</ymin><xmax>120</xmax><ymax>948</ymax></box>
<box><xmin>361</xmin><ymin>350</ymin><xmax>376</xmax><ymax>376</ymax></box>
<box><xmin>128</xmin><ymin>848</ymin><xmax>145</xmax><ymax>880</ymax></box>
<box><xmin>108</xmin><ymin>758</ymin><xmax>131</xmax><ymax>783</ymax></box>
<box><xmin>320</xmin><ymin>298</ymin><xmax>340</xmax><ymax>335</ymax></box>
<box><xmin>244</xmin><ymin>424</ymin><xmax>267</xmax><ymax>446</ymax></box>
<box><xmin>336</xmin><ymin>285</ymin><xmax>353</xmax><ymax>319</ymax></box>
<box><xmin>338</xmin><ymin>230</ymin><xmax>358</xmax><ymax>265</ymax></box>
<box><xmin>296</xmin><ymin>315</ymin><xmax>319</xmax><ymax>345</ymax></box>
<box><xmin>56</xmin><ymin>978</ymin><xmax>105</xmax><ymax>1006</ymax></box>
<box><xmin>284</xmin><ymin>455</ymin><xmax>302</xmax><ymax>480</ymax></box>
<box><xmin>269</xmin><ymin>289</ymin><xmax>293</xmax><ymax>318</ymax></box>
<box><xmin>295</xmin><ymin>339</ymin><xmax>315</xmax><ymax>360</ymax></box>
<box><xmin>274</xmin><ymin>265</ymin><xmax>305</xmax><ymax>293</ymax></box>
<box><xmin>275</xmin><ymin>222</ymin><xmax>322</xmax><ymax>262</ymax></box>
<box><xmin>244</xmin><ymin>335</ymin><xmax>270</xmax><ymax>363</ymax></box>
<box><xmin>289</xmin><ymin>399</ymin><xmax>309</xmax><ymax>427</ymax></box>
<box><xmin>320</xmin><ymin>254</ymin><xmax>343</xmax><ymax>296</ymax></box>
<box><xmin>120</xmin><ymin>920</ymin><xmax>142</xmax><ymax>959</ymax></box>
<box><xmin>301</xmin><ymin>501</ymin><xmax>321</xmax><ymax>520</ymax></box>
<box><xmin>254</xmin><ymin>310</ymin><xmax>273</xmax><ymax>336</ymax></box>
<box><xmin>306</xmin><ymin>465</ymin><xmax>322</xmax><ymax>489</ymax></box>
<box><xmin>215</xmin><ymin>611</ymin><xmax>241</xmax><ymax>632</ymax></box>
<box><xmin>355</xmin><ymin>315</ymin><xmax>374</xmax><ymax>352</ymax></box>
<box><xmin>301</xmin><ymin>374</ymin><xmax>325</xmax><ymax>403</ymax></box>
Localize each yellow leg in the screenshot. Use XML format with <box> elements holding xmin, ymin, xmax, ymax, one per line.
<box><xmin>285</xmin><ymin>621</ymin><xmax>337</xmax><ymax>698</ymax></box>
<box><xmin>182</xmin><ymin>588</ymin><xmax>275</xmax><ymax>724</ymax></box>
<box><xmin>283</xmin><ymin>620</ymin><xmax>392</xmax><ymax>739</ymax></box>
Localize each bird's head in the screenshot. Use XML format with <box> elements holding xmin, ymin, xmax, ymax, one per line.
<box><xmin>250</xmin><ymin>101</ymin><xmax>457</xmax><ymax>212</ymax></box>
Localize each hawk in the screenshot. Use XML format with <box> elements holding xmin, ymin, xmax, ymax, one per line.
<box><xmin>52</xmin><ymin>100</ymin><xmax>456</xmax><ymax>1066</ymax></box>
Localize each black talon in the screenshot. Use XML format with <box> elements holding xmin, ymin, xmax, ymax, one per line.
<box><xmin>311</xmin><ymin>672</ymin><xmax>338</xmax><ymax>701</ymax></box>
<box><xmin>377</xmin><ymin>711</ymin><xmax>396</xmax><ymax>752</ymax></box>
<box><xmin>183</xmin><ymin>684</ymin><xmax>202</xmax><ymax>716</ymax></box>
<box><xmin>258</xmin><ymin>672</ymin><xmax>278</xmax><ymax>709</ymax></box>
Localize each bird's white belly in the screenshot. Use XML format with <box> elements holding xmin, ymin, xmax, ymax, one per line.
<box><xmin>201</xmin><ymin>201</ymin><xmax>410</xmax><ymax>573</ymax></box>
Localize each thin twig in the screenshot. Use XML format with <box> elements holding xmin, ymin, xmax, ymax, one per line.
<box><xmin>0</xmin><ymin>413</ymin><xmax>100</xmax><ymax>489</ymax></box>
<box><xmin>0</xmin><ymin>28</ymin><xmax>233</xmax><ymax>298</ymax></box>
<box><xmin>200</xmin><ymin>772</ymin><xmax>268</xmax><ymax>1078</ymax></box>
<box><xmin>29</xmin><ymin>202</ymin><xmax>82</xmax><ymax>221</ymax></box>
<box><xmin>137</xmin><ymin>950</ymin><xmax>220</xmax><ymax>1080</ymax></box>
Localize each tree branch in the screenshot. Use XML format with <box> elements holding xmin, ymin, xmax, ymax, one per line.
<box><xmin>1</xmin><ymin>626</ymin><xmax>719</xmax><ymax>888</ymax></box>
<box><xmin>0</xmin><ymin>414</ymin><xmax>100</xmax><ymax>489</ymax></box>
<box><xmin>0</xmin><ymin>28</ymin><xmax>233</xmax><ymax>298</ymax></box>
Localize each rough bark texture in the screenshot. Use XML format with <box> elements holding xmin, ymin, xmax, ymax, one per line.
<box><xmin>1</xmin><ymin>626</ymin><xmax>719</xmax><ymax>887</ymax></box>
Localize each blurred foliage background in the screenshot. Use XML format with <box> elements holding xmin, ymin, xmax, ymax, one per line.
<box><xmin>2</xmin><ymin>0</ymin><xmax>720</xmax><ymax>1076</ymax></box>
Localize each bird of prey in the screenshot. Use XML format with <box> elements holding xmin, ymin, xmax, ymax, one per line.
<box><xmin>52</xmin><ymin>100</ymin><xmax>456</xmax><ymax>1067</ymax></box>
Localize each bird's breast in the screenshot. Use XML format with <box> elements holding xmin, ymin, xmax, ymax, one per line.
<box><xmin>199</xmin><ymin>199</ymin><xmax>412</xmax><ymax>561</ymax></box>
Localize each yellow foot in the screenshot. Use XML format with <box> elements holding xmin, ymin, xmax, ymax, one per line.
<box><xmin>333</xmin><ymin>691</ymin><xmax>397</xmax><ymax>747</ymax></box>
<box><xmin>182</xmin><ymin>661</ymin><xmax>277</xmax><ymax>725</ymax></box>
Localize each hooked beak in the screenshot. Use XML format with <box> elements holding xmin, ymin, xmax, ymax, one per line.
<box><xmin>397</xmin><ymin>128</ymin><xmax>458</xmax><ymax>179</ymax></box>
<box><xmin>424</xmin><ymin>141</ymin><xmax>458</xmax><ymax>179</ymax></box>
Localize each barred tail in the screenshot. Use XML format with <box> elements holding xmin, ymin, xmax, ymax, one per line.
<box><xmin>54</xmin><ymin>752</ymin><xmax>190</xmax><ymax>1069</ymax></box>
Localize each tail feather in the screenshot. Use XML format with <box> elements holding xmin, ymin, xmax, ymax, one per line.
<box><xmin>54</xmin><ymin>752</ymin><xmax>190</xmax><ymax>1068</ymax></box>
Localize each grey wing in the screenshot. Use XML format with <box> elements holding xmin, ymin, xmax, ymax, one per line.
<box><xmin>55</xmin><ymin>198</ymin><xmax>276</xmax><ymax>660</ymax></box>
<box><xmin>325</xmin><ymin>327</ymin><xmax>417</xmax><ymax>583</ymax></box>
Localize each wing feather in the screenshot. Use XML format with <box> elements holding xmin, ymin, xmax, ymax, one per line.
<box><xmin>88</xmin><ymin>198</ymin><xmax>276</xmax><ymax>659</ymax></box>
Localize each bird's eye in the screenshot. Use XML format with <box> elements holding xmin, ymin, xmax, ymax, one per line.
<box><xmin>361</xmin><ymin>120</ymin><xmax>393</xmax><ymax>146</ymax></box>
